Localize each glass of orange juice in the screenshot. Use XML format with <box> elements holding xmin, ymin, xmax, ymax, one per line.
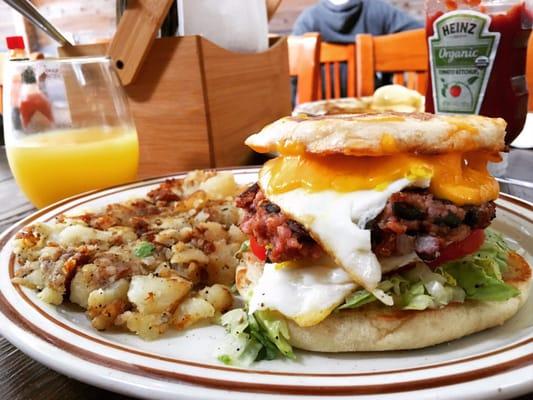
<box><xmin>3</xmin><ymin>56</ymin><xmax>139</xmax><ymax>208</ymax></box>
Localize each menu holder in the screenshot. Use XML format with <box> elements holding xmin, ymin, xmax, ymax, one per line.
<box><xmin>59</xmin><ymin>0</ymin><xmax>291</xmax><ymax>178</ymax></box>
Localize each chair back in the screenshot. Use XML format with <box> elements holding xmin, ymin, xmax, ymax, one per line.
<box><xmin>527</xmin><ymin>33</ymin><xmax>533</xmax><ymax>111</ymax></box>
<box><xmin>319</xmin><ymin>42</ymin><xmax>356</xmax><ymax>99</ymax></box>
<box><xmin>0</xmin><ymin>53</ymin><xmax>4</xmax><ymax>114</ymax></box>
<box><xmin>288</xmin><ymin>33</ymin><xmax>321</xmax><ymax>105</ymax></box>
<box><xmin>356</xmin><ymin>29</ymin><xmax>427</xmax><ymax>96</ymax></box>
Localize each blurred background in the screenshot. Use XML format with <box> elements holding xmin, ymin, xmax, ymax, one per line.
<box><xmin>0</xmin><ymin>0</ymin><xmax>423</xmax><ymax>55</ymax></box>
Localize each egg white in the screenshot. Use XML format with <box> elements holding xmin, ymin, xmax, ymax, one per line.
<box><xmin>259</xmin><ymin>173</ymin><xmax>429</xmax><ymax>292</ymax></box>
<box><xmin>248</xmin><ymin>261</ymin><xmax>357</xmax><ymax>327</ymax></box>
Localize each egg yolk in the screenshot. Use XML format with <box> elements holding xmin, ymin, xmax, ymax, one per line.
<box><xmin>260</xmin><ymin>152</ymin><xmax>500</xmax><ymax>206</ymax></box>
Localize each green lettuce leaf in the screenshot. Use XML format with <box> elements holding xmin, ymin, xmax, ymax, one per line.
<box><xmin>339</xmin><ymin>289</ymin><xmax>377</xmax><ymax>309</ymax></box>
<box><xmin>253</xmin><ymin>310</ymin><xmax>295</xmax><ymax>359</ymax></box>
<box><xmin>339</xmin><ymin>229</ymin><xmax>518</xmax><ymax>311</ymax></box>
<box><xmin>441</xmin><ymin>262</ymin><xmax>519</xmax><ymax>301</ymax></box>
<box><xmin>439</xmin><ymin>229</ymin><xmax>519</xmax><ymax>301</ymax></box>
<box><xmin>216</xmin><ymin>309</ymin><xmax>263</xmax><ymax>366</ymax></box>
<box><xmin>216</xmin><ymin>308</ymin><xmax>294</xmax><ymax>365</ymax></box>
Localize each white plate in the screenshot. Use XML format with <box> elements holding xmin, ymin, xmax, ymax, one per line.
<box><xmin>0</xmin><ymin>168</ymin><xmax>532</xmax><ymax>400</ymax></box>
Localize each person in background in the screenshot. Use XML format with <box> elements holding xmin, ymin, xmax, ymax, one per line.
<box><xmin>292</xmin><ymin>0</ymin><xmax>423</xmax><ymax>100</ymax></box>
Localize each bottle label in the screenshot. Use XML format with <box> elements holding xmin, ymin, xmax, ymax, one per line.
<box><xmin>428</xmin><ymin>10</ymin><xmax>500</xmax><ymax>115</ymax></box>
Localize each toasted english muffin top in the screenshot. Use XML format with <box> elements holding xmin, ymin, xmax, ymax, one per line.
<box><xmin>245</xmin><ymin>112</ymin><xmax>506</xmax><ymax>156</ymax></box>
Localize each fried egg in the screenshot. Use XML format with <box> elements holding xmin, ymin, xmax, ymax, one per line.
<box><xmin>259</xmin><ymin>172</ymin><xmax>429</xmax><ymax>293</ymax></box>
<box><xmin>248</xmin><ymin>261</ymin><xmax>357</xmax><ymax>327</ymax></box>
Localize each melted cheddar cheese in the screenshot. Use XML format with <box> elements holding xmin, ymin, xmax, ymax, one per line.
<box><xmin>260</xmin><ymin>152</ymin><xmax>500</xmax><ymax>206</ymax></box>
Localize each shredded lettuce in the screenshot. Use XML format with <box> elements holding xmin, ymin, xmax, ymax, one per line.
<box><xmin>340</xmin><ymin>229</ymin><xmax>519</xmax><ymax>311</ymax></box>
<box><xmin>216</xmin><ymin>309</ymin><xmax>262</xmax><ymax>366</ymax></box>
<box><xmin>439</xmin><ymin>229</ymin><xmax>519</xmax><ymax>301</ymax></box>
<box><xmin>253</xmin><ymin>310</ymin><xmax>294</xmax><ymax>359</ymax></box>
<box><xmin>339</xmin><ymin>289</ymin><xmax>376</xmax><ymax>309</ymax></box>
<box><xmin>216</xmin><ymin>308</ymin><xmax>294</xmax><ymax>366</ymax></box>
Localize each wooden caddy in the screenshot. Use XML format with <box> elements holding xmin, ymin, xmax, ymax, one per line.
<box><xmin>59</xmin><ymin>0</ymin><xmax>291</xmax><ymax>178</ymax></box>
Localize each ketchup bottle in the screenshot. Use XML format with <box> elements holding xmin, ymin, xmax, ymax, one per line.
<box><xmin>425</xmin><ymin>0</ymin><xmax>532</xmax><ymax>144</ymax></box>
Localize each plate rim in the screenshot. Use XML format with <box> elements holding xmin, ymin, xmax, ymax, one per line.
<box><xmin>0</xmin><ymin>169</ymin><xmax>532</xmax><ymax>397</ymax></box>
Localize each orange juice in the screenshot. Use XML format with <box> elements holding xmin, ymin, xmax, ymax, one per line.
<box><xmin>7</xmin><ymin>127</ymin><xmax>139</xmax><ymax>208</ymax></box>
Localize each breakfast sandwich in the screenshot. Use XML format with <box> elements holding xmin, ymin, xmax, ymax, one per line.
<box><xmin>232</xmin><ymin>112</ymin><xmax>532</xmax><ymax>353</ymax></box>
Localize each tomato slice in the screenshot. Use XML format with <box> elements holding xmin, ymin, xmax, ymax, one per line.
<box><xmin>427</xmin><ymin>229</ymin><xmax>485</xmax><ymax>268</ymax></box>
<box><xmin>250</xmin><ymin>236</ymin><xmax>267</xmax><ymax>261</ymax></box>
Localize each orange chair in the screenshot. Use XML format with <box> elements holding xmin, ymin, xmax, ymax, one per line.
<box><xmin>288</xmin><ymin>33</ymin><xmax>322</xmax><ymax>105</ymax></box>
<box><xmin>355</xmin><ymin>29</ymin><xmax>428</xmax><ymax>97</ymax></box>
<box><xmin>318</xmin><ymin>42</ymin><xmax>356</xmax><ymax>99</ymax></box>
<box><xmin>527</xmin><ymin>34</ymin><xmax>533</xmax><ymax>111</ymax></box>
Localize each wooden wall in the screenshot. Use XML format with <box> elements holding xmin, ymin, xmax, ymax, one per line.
<box><xmin>269</xmin><ymin>0</ymin><xmax>316</xmax><ymax>35</ymax></box>
<box><xmin>31</xmin><ymin>0</ymin><xmax>116</xmax><ymax>52</ymax></box>
<box><xmin>0</xmin><ymin>0</ymin><xmax>116</xmax><ymax>52</ymax></box>
<box><xmin>0</xmin><ymin>1</ymin><xmax>424</xmax><ymax>52</ymax></box>
<box><xmin>0</xmin><ymin>4</ymin><xmax>21</xmax><ymax>50</ymax></box>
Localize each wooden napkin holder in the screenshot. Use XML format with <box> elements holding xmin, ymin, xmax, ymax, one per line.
<box><xmin>59</xmin><ymin>1</ymin><xmax>290</xmax><ymax>178</ymax></box>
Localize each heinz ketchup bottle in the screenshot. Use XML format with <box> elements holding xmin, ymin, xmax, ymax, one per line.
<box><xmin>425</xmin><ymin>0</ymin><xmax>532</xmax><ymax>144</ymax></box>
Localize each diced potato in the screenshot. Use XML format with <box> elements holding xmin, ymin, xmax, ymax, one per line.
<box><xmin>199</xmin><ymin>284</ymin><xmax>233</xmax><ymax>313</ymax></box>
<box><xmin>178</xmin><ymin>226</ymin><xmax>194</xmax><ymax>241</ymax></box>
<box><xmin>172</xmin><ymin>296</ymin><xmax>215</xmax><ymax>330</ymax></box>
<box><xmin>128</xmin><ymin>274</ymin><xmax>191</xmax><ymax>314</ymax></box>
<box><xmin>58</xmin><ymin>225</ymin><xmax>111</xmax><ymax>247</ymax></box>
<box><xmin>199</xmin><ymin>222</ymin><xmax>227</xmax><ymax>242</ymax></box>
<box><xmin>108</xmin><ymin>226</ymin><xmax>137</xmax><ymax>242</ymax></box>
<box><xmin>39</xmin><ymin>246</ymin><xmax>62</xmax><ymax>261</ymax></box>
<box><xmin>158</xmin><ymin>216</ymin><xmax>189</xmax><ymax>231</ymax></box>
<box><xmin>69</xmin><ymin>264</ymin><xmax>99</xmax><ymax>308</ymax></box>
<box><xmin>207</xmin><ymin>204</ymin><xmax>242</xmax><ymax>227</ymax></box>
<box><xmin>172</xmin><ymin>261</ymin><xmax>204</xmax><ymax>284</ymax></box>
<box><xmin>38</xmin><ymin>286</ymin><xmax>63</xmax><ymax>305</ymax></box>
<box><xmin>89</xmin><ymin>299</ymin><xmax>128</xmax><ymax>331</ymax></box>
<box><xmin>200</xmin><ymin>173</ymin><xmax>239</xmax><ymax>199</ymax></box>
<box><xmin>12</xmin><ymin>269</ymin><xmax>44</xmax><ymax>290</ymax></box>
<box><xmin>117</xmin><ymin>311</ymin><xmax>171</xmax><ymax>340</ymax></box>
<box><xmin>153</xmin><ymin>264</ymin><xmax>185</xmax><ymax>279</ymax></box>
<box><xmin>206</xmin><ymin>240</ymin><xmax>240</xmax><ymax>285</ymax></box>
<box><xmin>171</xmin><ymin>243</ymin><xmax>209</xmax><ymax>265</ymax></box>
<box><xmin>181</xmin><ymin>170</ymin><xmax>216</xmax><ymax>196</ymax></box>
<box><xmin>88</xmin><ymin>279</ymin><xmax>129</xmax><ymax>310</ymax></box>
<box><xmin>13</xmin><ymin>223</ymin><xmax>56</xmax><ymax>258</ymax></box>
<box><xmin>174</xmin><ymin>191</ymin><xmax>208</xmax><ymax>213</ymax></box>
<box><xmin>88</xmin><ymin>278</ymin><xmax>129</xmax><ymax>330</ymax></box>
<box><xmin>228</xmin><ymin>224</ymin><xmax>246</xmax><ymax>243</ymax></box>
<box><xmin>154</xmin><ymin>229</ymin><xmax>181</xmax><ymax>247</ymax></box>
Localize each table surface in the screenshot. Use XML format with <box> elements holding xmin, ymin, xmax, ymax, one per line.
<box><xmin>0</xmin><ymin>147</ymin><xmax>532</xmax><ymax>400</ymax></box>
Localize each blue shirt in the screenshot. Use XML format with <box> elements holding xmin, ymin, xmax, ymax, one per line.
<box><xmin>293</xmin><ymin>0</ymin><xmax>423</xmax><ymax>42</ymax></box>
<box><xmin>290</xmin><ymin>0</ymin><xmax>423</xmax><ymax>102</ymax></box>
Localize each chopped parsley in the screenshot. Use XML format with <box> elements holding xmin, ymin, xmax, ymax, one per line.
<box><xmin>134</xmin><ymin>241</ymin><xmax>155</xmax><ymax>258</ymax></box>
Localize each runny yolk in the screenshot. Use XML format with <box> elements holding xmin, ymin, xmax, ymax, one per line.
<box><xmin>260</xmin><ymin>152</ymin><xmax>500</xmax><ymax>206</ymax></box>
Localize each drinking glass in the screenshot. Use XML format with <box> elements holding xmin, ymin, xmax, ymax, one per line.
<box><xmin>3</xmin><ymin>56</ymin><xmax>139</xmax><ymax>208</ymax></box>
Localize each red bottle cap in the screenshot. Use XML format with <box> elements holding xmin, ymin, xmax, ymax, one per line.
<box><xmin>6</xmin><ymin>36</ymin><xmax>25</xmax><ymax>50</ymax></box>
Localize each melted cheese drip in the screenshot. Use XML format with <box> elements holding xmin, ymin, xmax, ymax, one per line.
<box><xmin>261</xmin><ymin>152</ymin><xmax>499</xmax><ymax>206</ymax></box>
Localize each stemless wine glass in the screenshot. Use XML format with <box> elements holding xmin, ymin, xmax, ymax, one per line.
<box><xmin>2</xmin><ymin>56</ymin><xmax>139</xmax><ymax>208</ymax></box>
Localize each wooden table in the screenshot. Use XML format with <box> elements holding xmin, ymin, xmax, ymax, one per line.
<box><xmin>0</xmin><ymin>147</ymin><xmax>531</xmax><ymax>399</ymax></box>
